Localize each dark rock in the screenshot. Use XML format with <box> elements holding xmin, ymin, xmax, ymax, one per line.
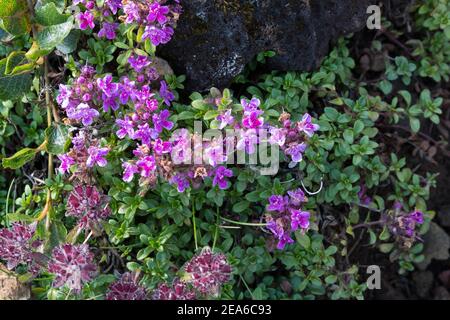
<box><xmin>434</xmin><ymin>286</ymin><xmax>450</xmax><ymax>300</ymax></box>
<box><xmin>159</xmin><ymin>0</ymin><xmax>372</xmax><ymax>91</ymax></box>
<box><xmin>412</xmin><ymin>271</ymin><xmax>434</xmax><ymax>298</ymax></box>
<box><xmin>416</xmin><ymin>222</ymin><xmax>450</xmax><ymax>271</ymax></box>
<box><xmin>438</xmin><ymin>205</ymin><xmax>450</xmax><ymax>228</ymax></box>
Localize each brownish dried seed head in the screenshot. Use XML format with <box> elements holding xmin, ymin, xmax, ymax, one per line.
<box><xmin>278</xmin><ymin>112</ymin><xmax>291</xmax><ymax>123</ymax></box>
<box><xmin>194</xmin><ymin>166</ymin><xmax>208</xmax><ymax>179</ymax></box>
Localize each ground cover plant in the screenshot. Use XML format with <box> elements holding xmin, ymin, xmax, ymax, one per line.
<box><xmin>0</xmin><ymin>0</ymin><xmax>449</xmax><ymax>300</ymax></box>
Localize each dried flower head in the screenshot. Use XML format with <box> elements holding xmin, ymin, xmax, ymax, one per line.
<box><xmin>106</xmin><ymin>272</ymin><xmax>148</xmax><ymax>300</ymax></box>
<box><xmin>183</xmin><ymin>247</ymin><xmax>232</xmax><ymax>296</ymax></box>
<box><xmin>66</xmin><ymin>185</ymin><xmax>111</xmax><ymax>231</ymax></box>
<box><xmin>152</xmin><ymin>278</ymin><xmax>196</xmax><ymax>300</ymax></box>
<box><xmin>0</xmin><ymin>222</ymin><xmax>41</xmax><ymax>274</ymax></box>
<box><xmin>48</xmin><ymin>244</ymin><xmax>97</xmax><ymax>293</ymax></box>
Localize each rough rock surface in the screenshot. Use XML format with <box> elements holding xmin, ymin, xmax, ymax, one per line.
<box><xmin>416</xmin><ymin>222</ymin><xmax>450</xmax><ymax>271</ymax></box>
<box><xmin>159</xmin><ymin>0</ymin><xmax>371</xmax><ymax>90</ymax></box>
<box><xmin>0</xmin><ymin>264</ymin><xmax>31</xmax><ymax>300</ymax></box>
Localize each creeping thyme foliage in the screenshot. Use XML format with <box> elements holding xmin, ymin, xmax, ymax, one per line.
<box><xmin>0</xmin><ymin>0</ymin><xmax>448</xmax><ymax>300</ymax></box>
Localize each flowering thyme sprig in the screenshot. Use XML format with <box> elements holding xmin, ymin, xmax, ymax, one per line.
<box><xmin>265</xmin><ymin>188</ymin><xmax>311</xmax><ymax>250</ymax></box>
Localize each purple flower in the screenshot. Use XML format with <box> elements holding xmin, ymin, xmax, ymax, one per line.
<box><xmin>67</xmin><ymin>185</ymin><xmax>111</xmax><ymax>229</ymax></box>
<box><xmin>57</xmin><ymin>84</ymin><xmax>72</xmax><ymax>109</ymax></box>
<box><xmin>147</xmin><ymin>2</ymin><xmax>170</xmax><ymax>24</ymax></box>
<box><xmin>242</xmin><ymin>110</ymin><xmax>264</xmax><ymax>129</ymax></box>
<box><xmin>142</xmin><ymin>25</ymin><xmax>174</xmax><ymax>46</ymax></box>
<box><xmin>297</xmin><ymin>113</ymin><xmax>319</xmax><ymax>138</ymax></box>
<box><xmin>409</xmin><ymin>210</ymin><xmax>424</xmax><ymax>224</ymax></box>
<box><xmin>122</xmin><ymin>162</ymin><xmax>139</xmax><ymax>182</ymax></box>
<box><xmin>277</xmin><ymin>232</ymin><xmax>295</xmax><ymax>250</ymax></box>
<box><xmin>268</xmin><ymin>127</ymin><xmax>286</xmax><ymax>146</ymax></box>
<box><xmin>285</xmin><ymin>142</ymin><xmax>307</xmax><ymax>163</ymax></box>
<box><xmin>212</xmin><ymin>166</ymin><xmax>233</xmax><ymax>190</ymax></box>
<box><xmin>153</xmin><ymin>138</ymin><xmax>172</xmax><ymax>155</ymax></box>
<box><xmin>171</xmin><ymin>174</ymin><xmax>190</xmax><ymax>193</ymax></box>
<box><xmin>72</xmin><ymin>131</ymin><xmax>86</xmax><ymax>150</ymax></box>
<box><xmin>241</xmin><ymin>98</ymin><xmax>261</xmax><ymax>113</ymax></box>
<box><xmin>98</xmin><ymin>22</ymin><xmax>118</xmax><ymax>40</ymax></box>
<box><xmin>86</xmin><ymin>146</ymin><xmax>109</xmax><ymax>168</ymax></box>
<box><xmin>0</xmin><ymin>223</ymin><xmax>39</xmax><ymax>272</ymax></box>
<box><xmin>119</xmin><ymin>77</ymin><xmax>136</xmax><ymax>104</ymax></box>
<box><xmin>48</xmin><ymin>244</ymin><xmax>97</xmax><ymax>293</ymax></box>
<box><xmin>236</xmin><ymin>129</ymin><xmax>258</xmax><ymax>154</ymax></box>
<box><xmin>136</xmin><ymin>156</ymin><xmax>156</xmax><ymax>177</ymax></box>
<box><xmin>357</xmin><ymin>184</ymin><xmax>372</xmax><ymax>206</ymax></box>
<box><xmin>97</xmin><ymin>74</ymin><xmax>119</xmax><ymax>97</ymax></box>
<box><xmin>266</xmin><ymin>220</ymin><xmax>294</xmax><ymax>250</ymax></box>
<box><xmin>153</xmin><ymin>109</ymin><xmax>174</xmax><ymax>133</ymax></box>
<box><xmin>267</xmin><ymin>195</ymin><xmax>288</xmax><ymax>212</ymax></box>
<box><xmin>69</xmin><ymin>103</ymin><xmax>99</xmax><ymax>126</ymax></box>
<box><xmin>134</xmin><ymin>123</ymin><xmax>157</xmax><ymax>145</ymax></box>
<box><xmin>184</xmin><ymin>247</ymin><xmax>232</xmax><ymax>296</ymax></box>
<box><xmin>128</xmin><ymin>55</ymin><xmax>151</xmax><ymax>73</ymax></box>
<box><xmin>204</xmin><ymin>138</ymin><xmax>227</xmax><ymax>167</ymax></box>
<box><xmin>102</xmin><ymin>93</ymin><xmax>120</xmax><ymax>112</ymax></box>
<box><xmin>104</xmin><ymin>0</ymin><xmax>122</xmax><ymax>14</ymax></box>
<box><xmin>159</xmin><ymin>81</ymin><xmax>175</xmax><ymax>106</ymax></box>
<box><xmin>123</xmin><ymin>1</ymin><xmax>141</xmax><ymax>24</ymax></box>
<box><xmin>153</xmin><ymin>278</ymin><xmax>196</xmax><ymax>300</ymax></box>
<box><xmin>106</xmin><ymin>273</ymin><xmax>148</xmax><ymax>300</ymax></box>
<box><xmin>116</xmin><ymin>116</ymin><xmax>135</xmax><ymax>139</ymax></box>
<box><xmin>57</xmin><ymin>154</ymin><xmax>75</xmax><ymax>174</ymax></box>
<box><xmin>287</xmin><ymin>188</ymin><xmax>306</xmax><ymax>206</ymax></box>
<box><xmin>216</xmin><ymin>109</ymin><xmax>234</xmax><ymax>129</ymax></box>
<box><xmin>77</xmin><ymin>11</ymin><xmax>95</xmax><ymax>30</ymax></box>
<box><xmin>290</xmin><ymin>209</ymin><xmax>310</xmax><ymax>231</ymax></box>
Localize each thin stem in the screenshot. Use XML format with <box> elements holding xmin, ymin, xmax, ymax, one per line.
<box><xmin>212</xmin><ymin>206</ymin><xmax>220</xmax><ymax>251</ymax></box>
<box><xmin>83</xmin><ymin>231</ymin><xmax>93</xmax><ymax>245</ymax></box>
<box><xmin>192</xmin><ymin>199</ymin><xmax>198</xmax><ymax>250</ymax></box>
<box><xmin>239</xmin><ymin>274</ymin><xmax>255</xmax><ymax>300</ymax></box>
<box><xmin>43</xmin><ymin>57</ymin><xmax>53</xmax><ymax>231</ymax></box>
<box><xmin>352</xmin><ymin>220</ymin><xmax>384</xmax><ymax>230</ymax></box>
<box><xmin>221</xmin><ymin>216</ymin><xmax>268</xmax><ymax>227</ymax></box>
<box><xmin>5</xmin><ymin>178</ymin><xmax>15</xmax><ymax>227</ymax></box>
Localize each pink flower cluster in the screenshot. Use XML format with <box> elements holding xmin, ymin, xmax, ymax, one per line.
<box><xmin>265</xmin><ymin>188</ymin><xmax>311</xmax><ymax>250</ymax></box>
<box><xmin>48</xmin><ymin>244</ymin><xmax>97</xmax><ymax>293</ymax></box>
<box><xmin>268</xmin><ymin>113</ymin><xmax>319</xmax><ymax>166</ymax></box>
<box><xmin>66</xmin><ymin>185</ymin><xmax>111</xmax><ymax>232</ymax></box>
<box><xmin>106</xmin><ymin>272</ymin><xmax>148</xmax><ymax>300</ymax></box>
<box><xmin>75</xmin><ymin>0</ymin><xmax>181</xmax><ymax>46</ymax></box>
<box><xmin>390</xmin><ymin>207</ymin><xmax>425</xmax><ymax>248</ymax></box>
<box><xmin>183</xmin><ymin>247</ymin><xmax>232</xmax><ymax>296</ymax></box>
<box><xmin>0</xmin><ymin>222</ymin><xmax>41</xmax><ymax>274</ymax></box>
<box><xmin>57</xmin><ymin>130</ymin><xmax>109</xmax><ymax>176</ymax></box>
<box><xmin>153</xmin><ymin>247</ymin><xmax>232</xmax><ymax>300</ymax></box>
<box><xmin>152</xmin><ymin>278</ymin><xmax>196</xmax><ymax>300</ymax></box>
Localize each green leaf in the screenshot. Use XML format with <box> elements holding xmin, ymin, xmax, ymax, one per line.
<box><xmin>2</xmin><ymin>147</ymin><xmax>39</xmax><ymax>169</ymax></box>
<box><xmin>409</xmin><ymin>117</ymin><xmax>420</xmax><ymax>133</ymax></box>
<box><xmin>35</xmin><ymin>2</ymin><xmax>69</xmax><ymax>26</ymax></box>
<box><xmin>203</xmin><ymin>110</ymin><xmax>219</xmax><ymax>121</ymax></box>
<box><xmin>0</xmin><ymin>0</ymin><xmax>31</xmax><ymax>36</ymax></box>
<box><xmin>177</xmin><ymin>111</ymin><xmax>195</xmax><ymax>121</ymax></box>
<box><xmin>343</xmin><ymin>129</ymin><xmax>354</xmax><ymax>144</ymax></box>
<box><xmin>0</xmin><ymin>56</ymin><xmax>32</xmax><ymax>100</ymax></box>
<box><xmin>295</xmin><ymin>232</ymin><xmax>311</xmax><ymax>249</ymax></box>
<box><xmin>37</xmin><ymin>17</ymin><xmax>73</xmax><ymax>50</ymax></box>
<box><xmin>232</xmin><ymin>201</ymin><xmax>249</xmax><ymax>213</ymax></box>
<box><xmin>56</xmin><ymin>29</ymin><xmax>80</xmax><ymax>54</ymax></box>
<box><xmin>44</xmin><ymin>123</ymin><xmax>69</xmax><ymax>155</ymax></box>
